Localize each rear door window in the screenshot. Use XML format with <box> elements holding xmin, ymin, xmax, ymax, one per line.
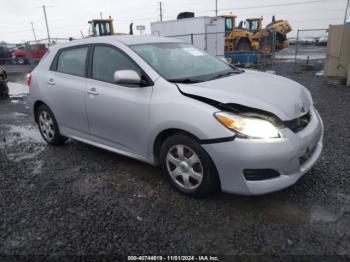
<box><xmin>56</xmin><ymin>47</ymin><xmax>88</xmax><ymax>77</ymax></box>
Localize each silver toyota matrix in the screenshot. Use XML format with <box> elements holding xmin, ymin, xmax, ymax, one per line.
<box><xmin>28</xmin><ymin>36</ymin><xmax>323</xmax><ymax>196</ymax></box>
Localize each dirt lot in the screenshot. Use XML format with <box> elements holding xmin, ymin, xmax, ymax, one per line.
<box><xmin>0</xmin><ymin>62</ymin><xmax>350</xmax><ymax>260</ymax></box>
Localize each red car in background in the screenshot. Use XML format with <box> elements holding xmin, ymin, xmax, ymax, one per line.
<box><xmin>12</xmin><ymin>44</ymin><xmax>48</xmax><ymax>64</ymax></box>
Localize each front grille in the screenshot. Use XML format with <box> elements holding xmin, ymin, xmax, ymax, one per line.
<box><xmin>243</xmin><ymin>169</ymin><xmax>281</xmax><ymax>181</ymax></box>
<box><xmin>284</xmin><ymin>112</ymin><xmax>311</xmax><ymax>133</ymax></box>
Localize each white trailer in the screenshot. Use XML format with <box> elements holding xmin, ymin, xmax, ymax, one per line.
<box><xmin>151</xmin><ymin>16</ymin><xmax>225</xmax><ymax>57</ymax></box>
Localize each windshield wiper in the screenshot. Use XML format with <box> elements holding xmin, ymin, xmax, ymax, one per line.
<box><xmin>210</xmin><ymin>69</ymin><xmax>244</xmax><ymax>81</ymax></box>
<box><xmin>168</xmin><ymin>78</ymin><xmax>201</xmax><ymax>84</ymax></box>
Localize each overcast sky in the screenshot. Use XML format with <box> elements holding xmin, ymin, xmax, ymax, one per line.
<box><xmin>0</xmin><ymin>0</ymin><xmax>348</xmax><ymax>43</ymax></box>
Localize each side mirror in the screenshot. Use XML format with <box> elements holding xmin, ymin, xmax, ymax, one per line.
<box><xmin>114</xmin><ymin>70</ymin><xmax>141</xmax><ymax>85</ymax></box>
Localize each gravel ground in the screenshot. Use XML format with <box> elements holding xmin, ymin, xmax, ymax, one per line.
<box><xmin>0</xmin><ymin>61</ymin><xmax>350</xmax><ymax>260</ymax></box>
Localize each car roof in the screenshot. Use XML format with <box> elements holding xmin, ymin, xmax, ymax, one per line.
<box><xmin>49</xmin><ymin>35</ymin><xmax>183</xmax><ymax>50</ymax></box>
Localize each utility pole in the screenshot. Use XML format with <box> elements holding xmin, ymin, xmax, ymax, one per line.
<box><xmin>42</xmin><ymin>5</ymin><xmax>51</xmax><ymax>45</ymax></box>
<box><xmin>31</xmin><ymin>22</ymin><xmax>37</xmax><ymax>42</ymax></box>
<box><xmin>100</xmin><ymin>12</ymin><xmax>103</xmax><ymax>19</ymax></box>
<box><xmin>344</xmin><ymin>0</ymin><xmax>350</xmax><ymax>24</ymax></box>
<box><xmin>215</xmin><ymin>0</ymin><xmax>218</xmax><ymax>17</ymax></box>
<box><xmin>159</xmin><ymin>2</ymin><xmax>163</xmax><ymax>22</ymax></box>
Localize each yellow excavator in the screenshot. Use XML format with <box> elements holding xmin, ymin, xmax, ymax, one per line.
<box><xmin>88</xmin><ymin>16</ymin><xmax>133</xmax><ymax>37</ymax></box>
<box><xmin>223</xmin><ymin>15</ymin><xmax>292</xmax><ymax>53</ymax></box>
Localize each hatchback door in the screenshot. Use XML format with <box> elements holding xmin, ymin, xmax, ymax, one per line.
<box><xmin>45</xmin><ymin>45</ymin><xmax>90</xmax><ymax>138</ymax></box>
<box><xmin>86</xmin><ymin>44</ymin><xmax>153</xmax><ymax>156</ymax></box>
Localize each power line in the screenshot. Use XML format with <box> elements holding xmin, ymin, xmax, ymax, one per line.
<box><xmin>158</xmin><ymin>0</ymin><xmax>345</xmax><ymax>19</ymax></box>
<box><xmin>112</xmin><ymin>5</ymin><xmax>344</xmax><ymax>22</ymax></box>
<box><xmin>217</xmin><ymin>0</ymin><xmax>344</xmax><ymax>11</ymax></box>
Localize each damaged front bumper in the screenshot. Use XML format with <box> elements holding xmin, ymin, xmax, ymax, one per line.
<box><xmin>203</xmin><ymin>106</ymin><xmax>324</xmax><ymax>195</ymax></box>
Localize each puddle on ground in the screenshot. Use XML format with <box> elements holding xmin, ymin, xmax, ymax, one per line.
<box><xmin>13</xmin><ymin>112</ymin><xmax>28</xmax><ymax>117</ymax></box>
<box><xmin>235</xmin><ymin>197</ymin><xmax>311</xmax><ymax>224</ymax></box>
<box><xmin>265</xmin><ymin>201</ymin><xmax>310</xmax><ymax>223</ymax></box>
<box><xmin>6</xmin><ymin>151</ymin><xmax>44</xmax><ymax>162</ymax></box>
<box><xmin>32</xmin><ymin>160</ymin><xmax>44</xmax><ymax>175</ymax></box>
<box><xmin>1</xmin><ymin>124</ymin><xmax>46</xmax><ymax>162</ymax></box>
<box><xmin>310</xmin><ymin>208</ymin><xmax>338</xmax><ymax>223</ymax></box>
<box><xmin>218</xmin><ymin>193</ymin><xmax>344</xmax><ymax>226</ymax></box>
<box><xmin>2</xmin><ymin>124</ymin><xmax>43</xmax><ymax>146</ymax></box>
<box><xmin>10</xmin><ymin>100</ymin><xmax>22</xmax><ymax>104</ymax></box>
<box><xmin>8</xmin><ymin>82</ymin><xmax>29</xmax><ymax>96</ymax></box>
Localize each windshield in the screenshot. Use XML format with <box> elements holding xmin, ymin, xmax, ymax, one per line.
<box><xmin>130</xmin><ymin>43</ymin><xmax>241</xmax><ymax>83</ymax></box>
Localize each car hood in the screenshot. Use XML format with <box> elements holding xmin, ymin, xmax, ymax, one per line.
<box><xmin>177</xmin><ymin>70</ymin><xmax>312</xmax><ymax>121</ymax></box>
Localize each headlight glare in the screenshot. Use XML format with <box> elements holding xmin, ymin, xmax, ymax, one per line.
<box><xmin>215</xmin><ymin>112</ymin><xmax>281</xmax><ymax>139</ymax></box>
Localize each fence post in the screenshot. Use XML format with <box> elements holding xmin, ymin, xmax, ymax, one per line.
<box><xmin>271</xmin><ymin>31</ymin><xmax>276</xmax><ymax>71</ymax></box>
<box><xmin>190</xmin><ymin>33</ymin><xmax>194</xmax><ymax>44</ymax></box>
<box><xmin>294</xmin><ymin>29</ymin><xmax>300</xmax><ymax>72</ymax></box>
<box><xmin>25</xmin><ymin>42</ymin><xmax>34</xmax><ymax>70</ymax></box>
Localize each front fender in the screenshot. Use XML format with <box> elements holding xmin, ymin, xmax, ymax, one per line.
<box><xmin>146</xmin><ymin>78</ymin><xmax>234</xmax><ymax>162</ymax></box>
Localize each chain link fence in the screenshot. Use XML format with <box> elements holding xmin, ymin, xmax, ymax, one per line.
<box><xmin>1</xmin><ymin>31</ymin><xmax>328</xmax><ymax>74</ymax></box>
<box><xmin>157</xmin><ymin>30</ymin><xmax>279</xmax><ymax>70</ymax></box>
<box><xmin>291</xmin><ymin>29</ymin><xmax>328</xmax><ymax>72</ymax></box>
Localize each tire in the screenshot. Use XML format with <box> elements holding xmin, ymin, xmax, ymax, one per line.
<box><xmin>159</xmin><ymin>134</ymin><xmax>220</xmax><ymax>197</ymax></box>
<box><xmin>259</xmin><ymin>37</ymin><xmax>272</xmax><ymax>54</ymax></box>
<box><xmin>37</xmin><ymin>104</ymin><xmax>67</xmax><ymax>145</ymax></box>
<box><xmin>0</xmin><ymin>83</ymin><xmax>9</xmax><ymax>98</ymax></box>
<box><xmin>17</xmin><ymin>57</ymin><xmax>26</xmax><ymax>65</ymax></box>
<box><xmin>237</xmin><ymin>39</ymin><xmax>252</xmax><ymax>51</ymax></box>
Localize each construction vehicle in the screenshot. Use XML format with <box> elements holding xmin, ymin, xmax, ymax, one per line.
<box><xmin>88</xmin><ymin>16</ymin><xmax>134</xmax><ymax>37</ymax></box>
<box><xmin>88</xmin><ymin>16</ymin><xmax>115</xmax><ymax>37</ymax></box>
<box><xmin>224</xmin><ymin>16</ymin><xmax>292</xmax><ymax>53</ymax></box>
<box><xmin>223</xmin><ymin>15</ymin><xmax>253</xmax><ymax>52</ymax></box>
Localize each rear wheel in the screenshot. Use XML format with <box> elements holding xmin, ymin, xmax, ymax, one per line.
<box><xmin>37</xmin><ymin>105</ymin><xmax>67</xmax><ymax>145</ymax></box>
<box><xmin>160</xmin><ymin>134</ymin><xmax>220</xmax><ymax>197</ymax></box>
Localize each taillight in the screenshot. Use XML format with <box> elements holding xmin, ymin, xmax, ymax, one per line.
<box><xmin>26</xmin><ymin>73</ymin><xmax>32</xmax><ymax>87</ymax></box>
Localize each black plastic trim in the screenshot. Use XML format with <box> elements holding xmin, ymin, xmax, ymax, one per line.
<box><xmin>200</xmin><ymin>136</ymin><xmax>235</xmax><ymax>144</ymax></box>
<box><xmin>243</xmin><ymin>169</ymin><xmax>281</xmax><ymax>181</ymax></box>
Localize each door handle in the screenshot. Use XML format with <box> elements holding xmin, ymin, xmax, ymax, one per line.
<box><xmin>47</xmin><ymin>79</ymin><xmax>55</xmax><ymax>85</ymax></box>
<box><xmin>87</xmin><ymin>88</ymin><xmax>99</xmax><ymax>96</ymax></box>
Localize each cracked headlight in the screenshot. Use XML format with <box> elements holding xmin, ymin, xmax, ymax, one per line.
<box><xmin>214</xmin><ymin>112</ymin><xmax>281</xmax><ymax>139</ymax></box>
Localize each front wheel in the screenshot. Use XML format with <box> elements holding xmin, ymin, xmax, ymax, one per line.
<box><xmin>37</xmin><ymin>105</ymin><xmax>67</xmax><ymax>145</ymax></box>
<box><xmin>160</xmin><ymin>134</ymin><xmax>220</xmax><ymax>197</ymax></box>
